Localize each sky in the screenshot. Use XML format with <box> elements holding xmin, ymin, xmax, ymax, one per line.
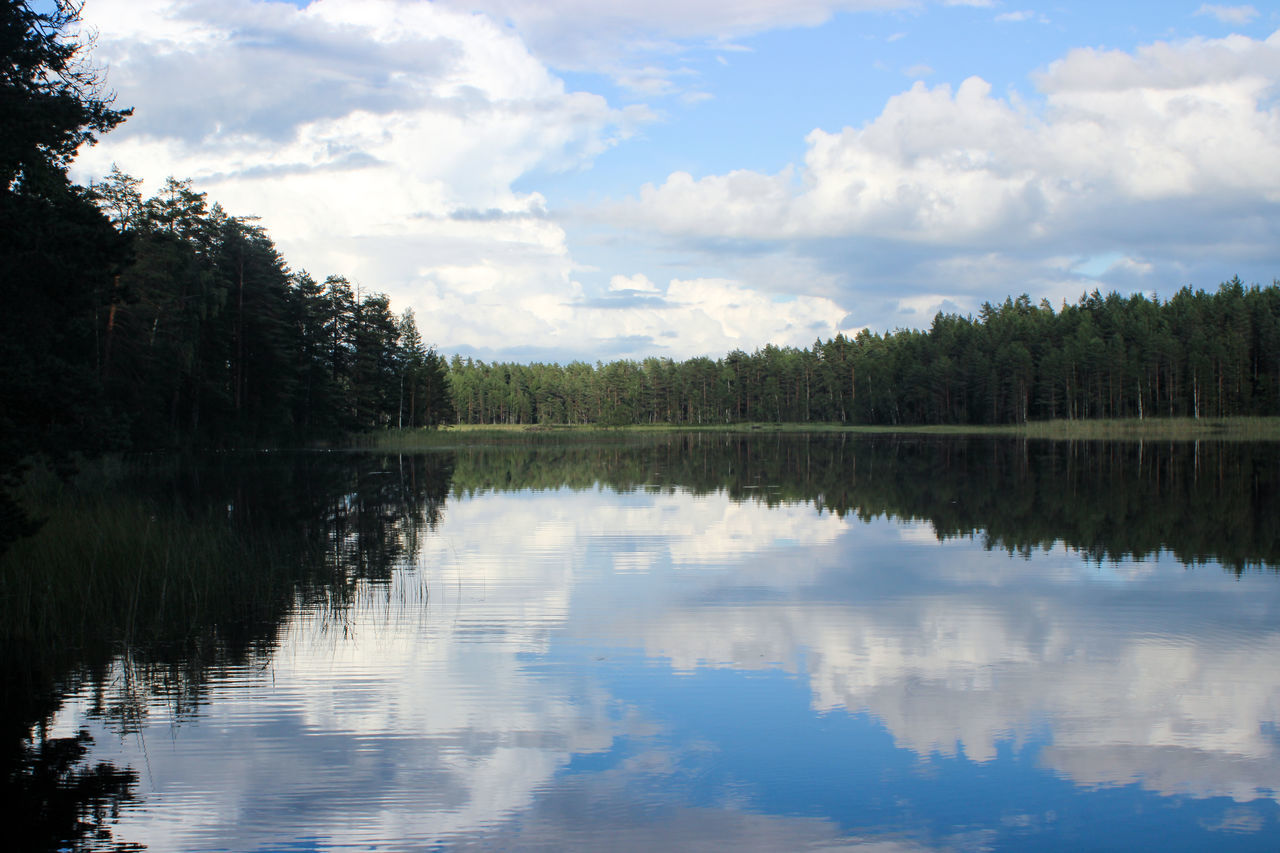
<box><xmin>67</xmin><ymin>0</ymin><xmax>1280</xmax><ymax>363</ymax></box>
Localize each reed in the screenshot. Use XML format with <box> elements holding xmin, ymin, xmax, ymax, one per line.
<box><xmin>0</xmin><ymin>464</ymin><xmax>302</xmax><ymax>675</ymax></box>
<box><xmin>1016</xmin><ymin>417</ymin><xmax>1280</xmax><ymax>441</ymax></box>
<box><xmin>368</xmin><ymin>424</ymin><xmax>664</xmax><ymax>449</ymax></box>
<box><xmin>367</xmin><ymin>417</ymin><xmax>1280</xmax><ymax>449</ymax></box>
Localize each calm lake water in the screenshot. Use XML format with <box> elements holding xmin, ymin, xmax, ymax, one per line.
<box><xmin>8</xmin><ymin>435</ymin><xmax>1280</xmax><ymax>851</ymax></box>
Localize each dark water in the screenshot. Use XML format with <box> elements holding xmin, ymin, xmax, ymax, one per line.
<box><xmin>6</xmin><ymin>435</ymin><xmax>1280</xmax><ymax>851</ymax></box>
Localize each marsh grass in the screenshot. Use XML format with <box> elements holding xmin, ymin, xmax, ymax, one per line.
<box><xmin>369</xmin><ymin>417</ymin><xmax>1280</xmax><ymax>449</ymax></box>
<box><xmin>0</xmin><ymin>463</ymin><xmax>305</xmax><ymax>680</ymax></box>
<box><xmin>1016</xmin><ymin>417</ymin><xmax>1280</xmax><ymax>441</ymax></box>
<box><xmin>369</xmin><ymin>424</ymin><xmax>665</xmax><ymax>449</ymax></box>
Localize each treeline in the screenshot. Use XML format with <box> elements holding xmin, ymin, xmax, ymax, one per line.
<box><xmin>448</xmin><ymin>284</ymin><xmax>1280</xmax><ymax>426</ymax></box>
<box><xmin>1</xmin><ymin>1</ymin><xmax>451</xmax><ymax>482</ymax></box>
<box><xmin>9</xmin><ymin>163</ymin><xmax>455</xmax><ymax>455</ymax></box>
<box><xmin>6</xmin><ymin>0</ymin><xmax>1280</xmax><ymax>470</ymax></box>
<box><xmin>90</xmin><ymin>170</ymin><xmax>454</xmax><ymax>448</ymax></box>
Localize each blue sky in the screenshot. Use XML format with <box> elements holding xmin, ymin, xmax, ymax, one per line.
<box><xmin>71</xmin><ymin>1</ymin><xmax>1280</xmax><ymax>362</ymax></box>
<box><xmin>545</xmin><ymin>2</ymin><xmax>1234</xmax><ymax>195</ymax></box>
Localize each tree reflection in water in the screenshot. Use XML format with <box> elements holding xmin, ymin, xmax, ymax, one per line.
<box><xmin>3</xmin><ymin>451</ymin><xmax>454</xmax><ymax>851</ymax></box>
<box><xmin>2</xmin><ymin>436</ymin><xmax>1275</xmax><ymax>849</ymax></box>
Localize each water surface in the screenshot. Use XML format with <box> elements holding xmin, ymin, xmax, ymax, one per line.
<box><xmin>8</xmin><ymin>436</ymin><xmax>1280</xmax><ymax>851</ymax></box>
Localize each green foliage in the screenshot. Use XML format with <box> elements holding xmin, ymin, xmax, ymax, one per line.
<box><xmin>0</xmin><ymin>1</ymin><xmax>131</xmax><ymax>196</ymax></box>
<box><xmin>67</xmin><ymin>177</ymin><xmax>453</xmax><ymax>448</ymax></box>
<box><xmin>0</xmin><ymin>0</ymin><xmax>134</xmax><ymax>548</ymax></box>
<box><xmin>445</xmin><ymin>282</ymin><xmax>1280</xmax><ymax>428</ymax></box>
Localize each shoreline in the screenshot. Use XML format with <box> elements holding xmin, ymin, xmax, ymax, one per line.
<box><xmin>367</xmin><ymin>416</ymin><xmax>1280</xmax><ymax>448</ymax></box>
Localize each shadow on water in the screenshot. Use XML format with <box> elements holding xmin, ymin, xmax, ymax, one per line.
<box><xmin>447</xmin><ymin>433</ymin><xmax>1280</xmax><ymax>572</ymax></box>
<box><xmin>1</xmin><ymin>435</ymin><xmax>1276</xmax><ymax>849</ymax></box>
<box><xmin>1</xmin><ymin>451</ymin><xmax>454</xmax><ymax>852</ymax></box>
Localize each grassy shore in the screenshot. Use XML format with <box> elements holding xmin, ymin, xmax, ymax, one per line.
<box><xmin>1016</xmin><ymin>417</ymin><xmax>1280</xmax><ymax>440</ymax></box>
<box><xmin>0</xmin><ymin>463</ymin><xmax>305</xmax><ymax>675</ymax></box>
<box><xmin>369</xmin><ymin>416</ymin><xmax>1280</xmax><ymax>448</ymax></box>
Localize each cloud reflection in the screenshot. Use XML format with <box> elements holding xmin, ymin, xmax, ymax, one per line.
<box><xmin>52</xmin><ymin>484</ymin><xmax>1280</xmax><ymax>850</ymax></box>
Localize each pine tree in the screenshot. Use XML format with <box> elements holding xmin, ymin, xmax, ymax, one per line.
<box><xmin>0</xmin><ymin>0</ymin><xmax>133</xmax><ymax>545</ymax></box>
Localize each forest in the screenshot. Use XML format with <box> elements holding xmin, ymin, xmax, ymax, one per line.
<box><xmin>4</xmin><ymin>0</ymin><xmax>1280</xmax><ymax>483</ymax></box>
<box><xmin>2</xmin><ymin>2</ymin><xmax>453</xmax><ymax>470</ymax></box>
<box><xmin>448</xmin><ymin>281</ymin><xmax>1280</xmax><ymax>427</ymax></box>
<box><xmin>0</xmin><ymin>2</ymin><xmax>431</xmax><ymax>553</ymax></box>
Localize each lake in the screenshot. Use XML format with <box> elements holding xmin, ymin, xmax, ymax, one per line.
<box><xmin>6</xmin><ymin>434</ymin><xmax>1280</xmax><ymax>851</ymax></box>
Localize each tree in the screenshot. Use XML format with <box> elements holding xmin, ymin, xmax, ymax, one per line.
<box><xmin>1</xmin><ymin>1</ymin><xmax>131</xmax><ymax>195</ymax></box>
<box><xmin>90</xmin><ymin>163</ymin><xmax>142</xmax><ymax>228</ymax></box>
<box><xmin>396</xmin><ymin>309</ymin><xmax>425</xmax><ymax>428</ymax></box>
<box><xmin>0</xmin><ymin>0</ymin><xmax>133</xmax><ymax>546</ymax></box>
<box><xmin>350</xmin><ymin>292</ymin><xmax>399</xmax><ymax>429</ymax></box>
<box><xmin>418</xmin><ymin>346</ymin><xmax>455</xmax><ymax>428</ymax></box>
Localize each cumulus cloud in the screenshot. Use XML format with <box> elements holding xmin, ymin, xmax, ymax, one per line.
<box><xmin>1195</xmin><ymin>5</ymin><xmax>1260</xmax><ymax>26</ymax></box>
<box><xmin>435</xmin><ymin>0</ymin><xmax>918</xmax><ymax>70</ymax></box>
<box><xmin>72</xmin><ymin>0</ymin><xmax>634</xmax><ymax>356</ymax></box>
<box><xmin>73</xmin><ymin>0</ymin><xmax>867</xmax><ymax>361</ymax></box>
<box><xmin>625</xmin><ymin>32</ymin><xmax>1280</xmax><ymax>239</ymax></box>
<box><xmin>607</xmin><ymin>29</ymin><xmax>1280</xmax><ymax>324</ymax></box>
<box><xmin>609</xmin><ymin>273</ymin><xmax>661</xmax><ymax>292</ymax></box>
<box><xmin>565</xmin><ymin>276</ymin><xmax>855</xmax><ymax>359</ymax></box>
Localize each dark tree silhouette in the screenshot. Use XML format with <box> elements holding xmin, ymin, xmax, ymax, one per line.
<box><xmin>0</xmin><ymin>0</ymin><xmax>132</xmax><ymax>545</ymax></box>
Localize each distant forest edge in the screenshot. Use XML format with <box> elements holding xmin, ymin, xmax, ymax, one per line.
<box><xmin>26</xmin><ymin>168</ymin><xmax>1280</xmax><ymax>448</ymax></box>
<box><xmin>18</xmin><ymin>168</ymin><xmax>1280</xmax><ymax>453</ymax></box>
<box><xmin>4</xmin><ymin>0</ymin><xmax>1280</xmax><ymax>476</ymax></box>
<box><xmin>447</xmin><ymin>281</ymin><xmax>1280</xmax><ymax>427</ymax></box>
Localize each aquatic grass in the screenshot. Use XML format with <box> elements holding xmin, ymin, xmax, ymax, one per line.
<box><xmin>367</xmin><ymin>416</ymin><xmax>1280</xmax><ymax>449</ymax></box>
<box><xmin>1016</xmin><ymin>416</ymin><xmax>1280</xmax><ymax>441</ymax></box>
<box><xmin>0</xmin><ymin>467</ymin><xmax>305</xmax><ymax>679</ymax></box>
<box><xmin>368</xmin><ymin>424</ymin><xmax>669</xmax><ymax>450</ymax></box>
<box><xmin>0</xmin><ymin>450</ymin><xmax>458</xmax><ymax>757</ymax></box>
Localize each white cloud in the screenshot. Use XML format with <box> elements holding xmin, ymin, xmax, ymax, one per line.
<box><xmin>590</xmin><ymin>276</ymin><xmax>855</xmax><ymax>356</ymax></box>
<box><xmin>622</xmin><ymin>32</ymin><xmax>1280</xmax><ymax>240</ymax></box>
<box><xmin>436</xmin><ymin>0</ymin><xmax>918</xmax><ymax>69</ymax></box>
<box><xmin>73</xmin><ymin>0</ymin><xmax>866</xmax><ymax>361</ymax></box>
<box><xmin>609</xmin><ymin>273</ymin><xmax>660</xmax><ymax>292</ymax></box>
<box><xmin>614</xmin><ymin>64</ymin><xmax>695</xmax><ymax>96</ymax></box>
<box><xmin>71</xmin><ymin>1</ymin><xmax>618</xmax><ymax>356</ymax></box>
<box><xmin>1195</xmin><ymin>5</ymin><xmax>1260</xmax><ymax>26</ymax></box>
<box><xmin>995</xmin><ymin>10</ymin><xmax>1035</xmax><ymax>23</ymax></box>
<box><xmin>606</xmin><ymin>29</ymin><xmax>1280</xmax><ymax>326</ymax></box>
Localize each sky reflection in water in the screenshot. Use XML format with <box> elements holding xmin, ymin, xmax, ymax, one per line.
<box><xmin>51</xmin><ymin>475</ymin><xmax>1280</xmax><ymax>851</ymax></box>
